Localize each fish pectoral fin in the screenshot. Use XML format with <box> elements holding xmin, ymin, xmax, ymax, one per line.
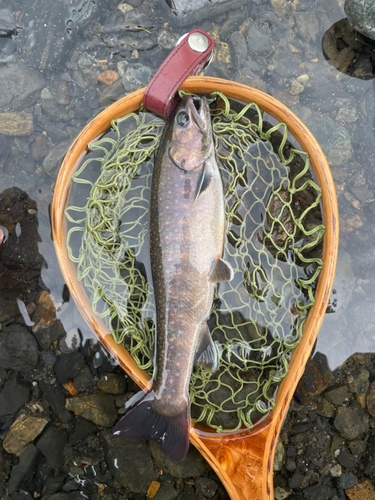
<box><xmin>209</xmin><ymin>257</ymin><xmax>234</xmax><ymax>283</ymax></box>
<box><xmin>194</xmin><ymin>323</ymin><xmax>218</xmax><ymax>373</ymax></box>
<box><xmin>194</xmin><ymin>163</ymin><xmax>211</xmax><ymax>201</ymax></box>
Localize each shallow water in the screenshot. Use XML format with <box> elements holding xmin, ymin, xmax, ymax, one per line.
<box><xmin>1</xmin><ymin>0</ymin><xmax>375</xmax><ymax>498</ymax></box>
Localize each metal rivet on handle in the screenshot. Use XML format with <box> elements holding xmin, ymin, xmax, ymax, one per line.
<box><xmin>188</xmin><ymin>32</ymin><xmax>209</xmax><ymax>53</ymax></box>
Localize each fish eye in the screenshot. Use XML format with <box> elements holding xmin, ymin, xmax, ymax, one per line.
<box><xmin>176</xmin><ymin>111</ymin><xmax>189</xmax><ymax>127</ymax></box>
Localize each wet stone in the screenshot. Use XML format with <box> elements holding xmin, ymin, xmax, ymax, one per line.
<box><xmin>348</xmin><ymin>439</ymin><xmax>366</xmax><ymax>459</ymax></box>
<box><xmin>366</xmin><ymin>381</ymin><xmax>375</xmax><ymax>417</ymax></box>
<box><xmin>364</xmin><ymin>434</ymin><xmax>375</xmax><ymax>479</ymax></box>
<box><xmin>121</xmin><ymin>63</ymin><xmax>154</xmax><ymax>93</ymax></box>
<box><xmin>97</xmin><ymin>373</ymin><xmax>127</xmax><ymax>394</ymax></box>
<box><xmin>7</xmin><ymin>443</ymin><xmax>39</xmax><ymax>494</ymax></box>
<box><xmin>316</xmin><ymin>397</ymin><xmax>335</xmax><ymax>418</ymax></box>
<box><xmin>149</xmin><ymin>441</ymin><xmax>210</xmax><ymax>478</ymax></box>
<box><xmin>43</xmin><ymin>139</ymin><xmax>73</xmax><ymax>178</ymax></box>
<box><xmin>41</xmin><ymin>473</ymin><xmax>65</xmax><ymax>498</ymax></box>
<box><xmin>68</xmin><ymin>416</ymin><xmax>97</xmax><ymax>446</ymax></box>
<box><xmin>39</xmin><ymin>379</ymin><xmax>72</xmax><ymax>424</ymax></box>
<box><xmin>0</xmin><ymin>112</ymin><xmax>34</xmax><ymax>136</ymax></box>
<box><xmin>338</xmin><ymin>449</ymin><xmax>355</xmax><ymax>469</ymax></box>
<box><xmin>295</xmin><ymin>352</ymin><xmax>333</xmax><ymax>404</ymax></box>
<box><xmin>0</xmin><ymin>63</ymin><xmax>44</xmax><ymax>111</ymax></box>
<box><xmin>229</xmin><ymin>31</ymin><xmax>248</xmax><ymax>69</ymax></box>
<box><xmin>154</xmin><ymin>484</ymin><xmax>178</xmax><ymax>500</ymax></box>
<box><xmin>345</xmin><ymin>0</ymin><xmax>375</xmax><ymax>40</ymax></box>
<box><xmin>295</xmin><ymin>11</ymin><xmax>320</xmax><ymax>42</ymax></box>
<box><xmin>345</xmin><ymin>478</ymin><xmax>375</xmax><ymax>499</ymax></box>
<box><xmin>324</xmin><ymin>385</ymin><xmax>349</xmax><ymax>406</ymax></box>
<box><xmin>65</xmin><ymin>393</ymin><xmax>117</xmax><ymax>427</ymax></box>
<box><xmin>73</xmin><ymin>365</ymin><xmax>96</xmax><ymax>392</ymax></box>
<box><xmin>0</xmin><ymin>324</ymin><xmax>39</xmax><ymax>373</ymax></box>
<box><xmin>307</xmin><ymin>116</ymin><xmax>352</xmax><ymax>167</ymax></box>
<box><xmin>274</xmin><ymin>486</ymin><xmax>292</xmax><ymax>500</ymax></box>
<box><xmin>288</xmin><ymin>469</ymin><xmax>305</xmax><ymax>489</ymax></box>
<box><xmin>302</xmin><ymin>485</ymin><xmax>337</xmax><ymax>500</ymax></box>
<box><xmin>36</xmin><ymin>426</ymin><xmax>68</xmax><ymax>470</ymax></box>
<box><xmin>54</xmin><ymin>351</ymin><xmax>85</xmax><ymax>385</ymax></box>
<box><xmin>0</xmin><ymin>373</ymin><xmax>30</xmax><ymax>417</ymax></box>
<box><xmin>158</xmin><ymin>30</ymin><xmax>178</xmax><ymax>50</ymax></box>
<box><xmin>334</xmin><ymin>405</ymin><xmax>367</xmax><ymax>440</ymax></box>
<box><xmin>101</xmin><ymin>429</ymin><xmax>154</xmax><ymax>493</ymax></box>
<box><xmin>247</xmin><ymin>18</ymin><xmax>274</xmax><ymax>55</ymax></box>
<box><xmin>349</xmin><ymin>367</ymin><xmax>370</xmax><ymax>395</ymax></box>
<box><xmin>194</xmin><ymin>477</ymin><xmax>218</xmax><ymax>498</ymax></box>
<box><xmin>3</xmin><ymin>413</ymin><xmax>49</xmax><ymax>455</ymax></box>
<box><xmin>338</xmin><ymin>472</ymin><xmax>358</xmax><ymax>489</ymax></box>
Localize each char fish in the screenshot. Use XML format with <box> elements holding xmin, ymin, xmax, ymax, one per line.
<box><xmin>113</xmin><ymin>96</ymin><xmax>233</xmax><ymax>461</ymax></box>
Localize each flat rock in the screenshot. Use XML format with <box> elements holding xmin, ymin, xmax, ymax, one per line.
<box><xmin>7</xmin><ymin>443</ymin><xmax>39</xmax><ymax>494</ymax></box>
<box><xmin>295</xmin><ymin>352</ymin><xmax>333</xmax><ymax>404</ymax></box>
<box><xmin>54</xmin><ymin>351</ymin><xmax>85</xmax><ymax>384</ymax></box>
<box><xmin>0</xmin><ymin>63</ymin><xmax>44</xmax><ymax>111</ymax></box>
<box><xmin>38</xmin><ymin>379</ymin><xmax>73</xmax><ymax>424</ymax></box>
<box><xmin>36</xmin><ymin>426</ymin><xmax>68</xmax><ymax>470</ymax></box>
<box><xmin>43</xmin><ymin>139</ymin><xmax>72</xmax><ymax>179</ymax></box>
<box><xmin>101</xmin><ymin>429</ymin><xmax>154</xmax><ymax>493</ymax></box>
<box><xmin>334</xmin><ymin>405</ymin><xmax>367</xmax><ymax>440</ymax></box>
<box><xmin>302</xmin><ymin>485</ymin><xmax>337</xmax><ymax>500</ymax></box>
<box><xmin>324</xmin><ymin>384</ymin><xmax>349</xmax><ymax>406</ymax></box>
<box><xmin>338</xmin><ymin>472</ymin><xmax>358</xmax><ymax>489</ymax></box>
<box><xmin>68</xmin><ymin>416</ymin><xmax>97</xmax><ymax>445</ymax></box>
<box><xmin>0</xmin><ymin>113</ymin><xmax>33</xmax><ymax>136</ymax></box>
<box><xmin>349</xmin><ymin>367</ymin><xmax>370</xmax><ymax>395</ymax></box>
<box><xmin>121</xmin><ymin>63</ymin><xmax>154</xmax><ymax>93</ymax></box>
<box><xmin>195</xmin><ymin>477</ymin><xmax>219</xmax><ymax>498</ymax></box>
<box><xmin>65</xmin><ymin>393</ymin><xmax>117</xmax><ymax>427</ymax></box>
<box><xmin>346</xmin><ymin>478</ymin><xmax>375</xmax><ymax>499</ymax></box>
<box><xmin>0</xmin><ymin>324</ymin><xmax>39</xmax><ymax>372</ymax></box>
<box><xmin>97</xmin><ymin>373</ymin><xmax>127</xmax><ymax>394</ymax></box>
<box><xmin>345</xmin><ymin>0</ymin><xmax>375</xmax><ymax>40</ymax></box>
<box><xmin>3</xmin><ymin>413</ymin><xmax>49</xmax><ymax>455</ymax></box>
<box><xmin>366</xmin><ymin>380</ymin><xmax>375</xmax><ymax>417</ymax></box>
<box><xmin>0</xmin><ymin>373</ymin><xmax>30</xmax><ymax>416</ymax></box>
<box><xmin>154</xmin><ymin>484</ymin><xmax>178</xmax><ymax>500</ymax></box>
<box><xmin>149</xmin><ymin>441</ymin><xmax>209</xmax><ymax>479</ymax></box>
<box><xmin>316</xmin><ymin>397</ymin><xmax>335</xmax><ymax>418</ymax></box>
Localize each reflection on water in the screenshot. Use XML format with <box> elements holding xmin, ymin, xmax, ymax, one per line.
<box><xmin>1</xmin><ymin>0</ymin><xmax>375</xmax><ymax>496</ymax></box>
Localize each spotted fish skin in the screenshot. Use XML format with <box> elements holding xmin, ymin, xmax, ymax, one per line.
<box><xmin>113</xmin><ymin>96</ymin><xmax>232</xmax><ymax>462</ymax></box>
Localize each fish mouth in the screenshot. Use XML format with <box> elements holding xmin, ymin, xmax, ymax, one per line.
<box><xmin>186</xmin><ymin>96</ymin><xmax>209</xmax><ymax>132</ymax></box>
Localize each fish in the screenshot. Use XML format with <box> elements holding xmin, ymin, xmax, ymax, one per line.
<box><xmin>113</xmin><ymin>96</ymin><xmax>233</xmax><ymax>462</ymax></box>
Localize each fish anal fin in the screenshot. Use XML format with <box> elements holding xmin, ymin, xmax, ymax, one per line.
<box><xmin>194</xmin><ymin>323</ymin><xmax>218</xmax><ymax>373</ymax></box>
<box><xmin>194</xmin><ymin>163</ymin><xmax>211</xmax><ymax>201</ymax></box>
<box><xmin>209</xmin><ymin>257</ymin><xmax>234</xmax><ymax>283</ymax></box>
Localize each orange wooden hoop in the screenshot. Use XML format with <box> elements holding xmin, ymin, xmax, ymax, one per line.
<box><xmin>51</xmin><ymin>77</ymin><xmax>338</xmax><ymax>500</ymax></box>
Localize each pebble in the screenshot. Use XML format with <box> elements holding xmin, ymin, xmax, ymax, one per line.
<box><xmin>330</xmin><ymin>464</ymin><xmax>342</xmax><ymax>477</ymax></box>
<box><xmin>65</xmin><ymin>393</ymin><xmax>118</xmax><ymax>427</ymax></box>
<box><xmin>36</xmin><ymin>426</ymin><xmax>68</xmax><ymax>470</ymax></box>
<box><xmin>73</xmin><ymin>365</ymin><xmax>96</xmax><ymax>392</ymax></box>
<box><xmin>3</xmin><ymin>413</ymin><xmax>49</xmax><ymax>455</ymax></box>
<box><xmin>336</xmin><ymin>107</ymin><xmax>358</xmax><ymax>124</ymax></box>
<box><xmin>154</xmin><ymin>484</ymin><xmax>178</xmax><ymax>500</ymax></box>
<box><xmin>41</xmin><ymin>88</ymin><xmax>53</xmax><ymax>100</ymax></box>
<box><xmin>0</xmin><ymin>112</ymin><xmax>34</xmax><ymax>136</ymax></box>
<box><xmin>366</xmin><ymin>381</ymin><xmax>375</xmax><ymax>417</ymax></box>
<box><xmin>270</xmin><ymin>0</ymin><xmax>289</xmax><ymax>17</ymax></box>
<box><xmin>288</xmin><ymin>79</ymin><xmax>304</xmax><ymax>95</ymax></box>
<box><xmin>0</xmin><ymin>62</ymin><xmax>44</xmax><ymax>111</ymax></box>
<box><xmin>296</xmin><ymin>74</ymin><xmax>309</xmax><ymax>83</ymax></box>
<box><xmin>121</xmin><ymin>63</ymin><xmax>154</xmax><ymax>93</ymax></box>
<box><xmin>97</xmin><ymin>373</ymin><xmax>127</xmax><ymax>394</ymax></box>
<box><xmin>42</xmin><ymin>139</ymin><xmax>73</xmax><ymax>178</ymax></box>
<box><xmin>0</xmin><ymin>374</ymin><xmax>30</xmax><ymax>416</ymax></box>
<box><xmin>346</xmin><ymin>478</ymin><xmax>375</xmax><ymax>499</ymax></box>
<box><xmin>158</xmin><ymin>30</ymin><xmax>178</xmax><ymax>50</ymax></box>
<box><xmin>273</xmin><ymin>441</ymin><xmax>285</xmax><ymax>471</ymax></box>
<box><xmin>101</xmin><ymin>429</ymin><xmax>154</xmax><ymax>492</ymax></box>
<box><xmin>194</xmin><ymin>477</ymin><xmax>218</xmax><ymax>498</ymax></box>
<box><xmin>338</xmin><ymin>472</ymin><xmax>358</xmax><ymax>489</ymax></box>
<box><xmin>31</xmin><ymin>133</ymin><xmax>48</xmax><ymax>161</ymax></box>
<box><xmin>302</xmin><ymin>485</ymin><xmax>337</xmax><ymax>500</ymax></box>
<box><xmin>54</xmin><ymin>351</ymin><xmax>85</xmax><ymax>384</ymax></box>
<box><xmin>324</xmin><ymin>385</ymin><xmax>349</xmax><ymax>406</ymax></box>
<box><xmin>0</xmin><ymin>324</ymin><xmax>39</xmax><ymax>372</ymax></box>
<box><xmin>344</xmin><ymin>192</ymin><xmax>360</xmax><ymax>209</ymax></box>
<box><xmin>229</xmin><ymin>31</ymin><xmax>248</xmax><ymax>69</ymax></box>
<box><xmin>316</xmin><ymin>397</ymin><xmax>335</xmax><ymax>418</ymax></box>
<box><xmin>147</xmin><ymin>481</ymin><xmax>161</xmax><ymax>498</ymax></box>
<box><xmin>7</xmin><ymin>444</ymin><xmax>39</xmax><ymax>495</ymax></box>
<box><xmin>274</xmin><ymin>486</ymin><xmax>292</xmax><ymax>500</ymax></box>
<box><xmin>345</xmin><ymin>0</ymin><xmax>375</xmax><ymax>40</ymax></box>
<box><xmin>98</xmin><ymin>70</ymin><xmax>119</xmax><ymax>86</ymax></box>
<box><xmin>334</xmin><ymin>405</ymin><xmax>367</xmax><ymax>440</ymax></box>
<box><xmin>295</xmin><ymin>352</ymin><xmax>333</xmax><ymax>404</ymax></box>
<box><xmin>38</xmin><ymin>379</ymin><xmax>73</xmax><ymax>425</ymax></box>
<box><xmin>149</xmin><ymin>441</ymin><xmax>209</xmax><ymax>479</ymax></box>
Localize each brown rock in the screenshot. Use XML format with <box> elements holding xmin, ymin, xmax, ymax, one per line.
<box><xmin>346</xmin><ymin>478</ymin><xmax>375</xmax><ymax>500</ymax></box>
<box><xmin>3</xmin><ymin>414</ymin><xmax>49</xmax><ymax>455</ymax></box>
<box><xmin>65</xmin><ymin>393</ymin><xmax>118</xmax><ymax>427</ymax></box>
<box><xmin>366</xmin><ymin>381</ymin><xmax>375</xmax><ymax>417</ymax></box>
<box><xmin>97</xmin><ymin>373</ymin><xmax>126</xmax><ymax>394</ymax></box>
<box><xmin>31</xmin><ymin>133</ymin><xmax>48</xmax><ymax>161</ymax></box>
<box><xmin>334</xmin><ymin>406</ymin><xmax>367</xmax><ymax>440</ymax></box>
<box><xmin>0</xmin><ymin>112</ymin><xmax>34</xmax><ymax>136</ymax></box>
<box><xmin>295</xmin><ymin>352</ymin><xmax>333</xmax><ymax>404</ymax></box>
<box><xmin>98</xmin><ymin>70</ymin><xmax>119</xmax><ymax>86</ymax></box>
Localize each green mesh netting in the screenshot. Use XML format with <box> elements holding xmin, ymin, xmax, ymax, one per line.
<box><xmin>65</xmin><ymin>91</ymin><xmax>325</xmax><ymax>432</ymax></box>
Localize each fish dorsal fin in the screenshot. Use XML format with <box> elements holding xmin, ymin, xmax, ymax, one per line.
<box><xmin>194</xmin><ymin>163</ymin><xmax>211</xmax><ymax>201</ymax></box>
<box><xmin>194</xmin><ymin>323</ymin><xmax>218</xmax><ymax>373</ymax></box>
<box><xmin>209</xmin><ymin>257</ymin><xmax>234</xmax><ymax>283</ymax></box>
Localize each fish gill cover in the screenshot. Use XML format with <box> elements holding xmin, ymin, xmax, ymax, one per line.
<box><xmin>65</xmin><ymin>92</ymin><xmax>325</xmax><ymax>432</ymax></box>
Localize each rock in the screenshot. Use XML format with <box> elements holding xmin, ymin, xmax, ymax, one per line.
<box><xmin>345</xmin><ymin>0</ymin><xmax>375</xmax><ymax>40</ymax></box>
<box><xmin>307</xmin><ymin>116</ymin><xmax>352</xmax><ymax>167</ymax></box>
<box><xmin>330</xmin><ymin>464</ymin><xmax>342</xmax><ymax>477</ymax></box>
<box><xmin>42</xmin><ymin>139</ymin><xmax>72</xmax><ymax>178</ymax></box>
<box><xmin>41</xmin><ymin>472</ymin><xmax>65</xmax><ymax>498</ymax></box>
<box><xmin>295</xmin><ymin>11</ymin><xmax>320</xmax><ymax>41</ymax></box>
<box><xmin>36</xmin><ymin>426</ymin><xmax>68</xmax><ymax>470</ymax></box>
<box><xmin>157</xmin><ymin>0</ymin><xmax>248</xmax><ymax>26</ymax></box>
<box><xmin>101</xmin><ymin>429</ymin><xmax>154</xmax><ymax>492</ymax></box>
<box><xmin>288</xmin><ymin>79</ymin><xmax>304</xmax><ymax>95</ymax></box>
<box><xmin>54</xmin><ymin>351</ymin><xmax>85</xmax><ymax>384</ymax></box>
<box><xmin>121</xmin><ymin>63</ymin><xmax>154</xmax><ymax>93</ymax></box>
<box><xmin>99</xmin><ymin>79</ymin><xmax>125</xmax><ymax>106</ymax></box>
<box><xmin>270</xmin><ymin>0</ymin><xmax>289</xmax><ymax>16</ymax></box>
<box><xmin>346</xmin><ymin>478</ymin><xmax>375</xmax><ymax>499</ymax></box>
<box><xmin>324</xmin><ymin>385</ymin><xmax>349</xmax><ymax>405</ymax></box>
<box><xmin>98</xmin><ymin>70</ymin><xmax>119</xmax><ymax>86</ymax></box>
<box><xmin>348</xmin><ymin>439</ymin><xmax>366</xmax><ymax>459</ymax></box>
<box><xmin>366</xmin><ymin>381</ymin><xmax>375</xmax><ymax>417</ymax></box>
<box><xmin>0</xmin><ymin>63</ymin><xmax>44</xmax><ymax>111</ymax></box>
<box><xmin>247</xmin><ymin>18</ymin><xmax>274</xmax><ymax>55</ymax></box>
<box><xmin>73</xmin><ymin>365</ymin><xmax>96</xmax><ymax>392</ymax></box>
<box><xmin>149</xmin><ymin>441</ymin><xmax>209</xmax><ymax>478</ymax></box>
<box><xmin>229</xmin><ymin>31</ymin><xmax>248</xmax><ymax>69</ymax></box>
<box><xmin>68</xmin><ymin>416</ymin><xmax>97</xmax><ymax>445</ymax></box>
<box><xmin>158</xmin><ymin>30</ymin><xmax>178</xmax><ymax>50</ymax></box>
<box><xmin>154</xmin><ymin>484</ymin><xmax>178</xmax><ymax>500</ymax></box>
<box><xmin>338</xmin><ymin>472</ymin><xmax>358</xmax><ymax>489</ymax></box>
<box><xmin>147</xmin><ymin>481</ymin><xmax>161</xmax><ymax>498</ymax></box>
<box><xmin>31</xmin><ymin>133</ymin><xmax>49</xmax><ymax>161</ymax></box>
<box><xmin>54</xmin><ymin>80</ymin><xmax>70</xmax><ymax>105</ymax></box>
<box><xmin>177</xmin><ymin>486</ymin><xmax>198</xmax><ymax>500</ymax></box>
<box><xmin>65</xmin><ymin>393</ymin><xmax>117</xmax><ymax>427</ymax></box>
<box><xmin>364</xmin><ymin>434</ymin><xmax>375</xmax><ymax>479</ymax></box>
<box><xmin>194</xmin><ymin>477</ymin><xmax>218</xmax><ymax>498</ymax></box>
<box><xmin>7</xmin><ymin>443</ymin><xmax>39</xmax><ymax>494</ymax></box>
<box><xmin>0</xmin><ymin>373</ymin><xmax>30</xmax><ymax>416</ymax></box>
<box><xmin>0</xmin><ymin>324</ymin><xmax>39</xmax><ymax>372</ymax></box>
<box><xmin>0</xmin><ymin>112</ymin><xmax>33</xmax><ymax>136</ymax></box>
<box><xmin>295</xmin><ymin>352</ymin><xmax>333</xmax><ymax>404</ymax></box>
<box><xmin>316</xmin><ymin>397</ymin><xmax>335</xmax><ymax>418</ymax></box>
<box><xmin>302</xmin><ymin>485</ymin><xmax>337</xmax><ymax>500</ymax></box>
<box><xmin>334</xmin><ymin>405</ymin><xmax>367</xmax><ymax>440</ymax></box>
<box><xmin>39</xmin><ymin>379</ymin><xmax>73</xmax><ymax>424</ymax></box>
<box><xmin>273</xmin><ymin>441</ymin><xmax>284</xmax><ymax>471</ymax></box>
<box><xmin>336</xmin><ymin>107</ymin><xmax>358</xmax><ymax>124</ymax></box>
<box><xmin>97</xmin><ymin>373</ymin><xmax>127</xmax><ymax>394</ymax></box>
<box><xmin>338</xmin><ymin>449</ymin><xmax>355</xmax><ymax>469</ymax></box>
<box><xmin>288</xmin><ymin>469</ymin><xmax>304</xmax><ymax>489</ymax></box>
<box><xmin>3</xmin><ymin>414</ymin><xmax>49</xmax><ymax>455</ymax></box>
<box><xmin>274</xmin><ymin>486</ymin><xmax>292</xmax><ymax>500</ymax></box>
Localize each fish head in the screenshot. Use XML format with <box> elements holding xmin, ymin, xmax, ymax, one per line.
<box><xmin>168</xmin><ymin>96</ymin><xmax>213</xmax><ymax>171</ymax></box>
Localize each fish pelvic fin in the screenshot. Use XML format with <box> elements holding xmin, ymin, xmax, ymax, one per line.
<box><xmin>209</xmin><ymin>257</ymin><xmax>234</xmax><ymax>283</ymax></box>
<box><xmin>113</xmin><ymin>391</ymin><xmax>190</xmax><ymax>462</ymax></box>
<box><xmin>194</xmin><ymin>322</ymin><xmax>218</xmax><ymax>373</ymax></box>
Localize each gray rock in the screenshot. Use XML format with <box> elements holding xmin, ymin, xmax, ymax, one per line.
<box><xmin>307</xmin><ymin>116</ymin><xmax>352</xmax><ymax>167</ymax></box>
<box><xmin>54</xmin><ymin>351</ymin><xmax>85</xmax><ymax>384</ymax></box>
<box><xmin>158</xmin><ymin>30</ymin><xmax>178</xmax><ymax>50</ymax></box>
<box><xmin>0</xmin><ymin>373</ymin><xmax>30</xmax><ymax>416</ymax></box>
<box><xmin>288</xmin><ymin>469</ymin><xmax>305</xmax><ymax>489</ymax></box>
<box><xmin>345</xmin><ymin>0</ymin><xmax>375</xmax><ymax>40</ymax></box>
<box><xmin>295</xmin><ymin>11</ymin><xmax>320</xmax><ymax>41</ymax></box>
<box><xmin>348</xmin><ymin>367</ymin><xmax>370</xmax><ymax>394</ymax></box>
<box><xmin>324</xmin><ymin>385</ymin><xmax>348</xmax><ymax>406</ymax></box>
<box><xmin>149</xmin><ymin>441</ymin><xmax>210</xmax><ymax>479</ymax></box>
<box><xmin>99</xmin><ymin>79</ymin><xmax>125</xmax><ymax>106</ymax></box>
<box><xmin>41</xmin><ymin>472</ymin><xmax>65</xmax><ymax>498</ymax></box>
<box><xmin>366</xmin><ymin>380</ymin><xmax>375</xmax><ymax>417</ymax></box>
<box><xmin>7</xmin><ymin>443</ymin><xmax>39</xmax><ymax>494</ymax></box>
<box><xmin>348</xmin><ymin>439</ymin><xmax>366</xmax><ymax>459</ymax></box>
<box><xmin>0</xmin><ymin>324</ymin><xmax>38</xmax><ymax>372</ymax></box>
<box><xmin>302</xmin><ymin>485</ymin><xmax>337</xmax><ymax>500</ymax></box>
<box><xmin>73</xmin><ymin>365</ymin><xmax>96</xmax><ymax>392</ymax></box>
<box><xmin>0</xmin><ymin>63</ymin><xmax>44</xmax><ymax>112</ymax></box>
<box><xmin>337</xmin><ymin>449</ymin><xmax>355</xmax><ymax>469</ymax></box>
<box><xmin>101</xmin><ymin>429</ymin><xmax>154</xmax><ymax>493</ymax></box>
<box><xmin>36</xmin><ymin>426</ymin><xmax>68</xmax><ymax>470</ymax></box>
<box><xmin>68</xmin><ymin>416</ymin><xmax>97</xmax><ymax>445</ymax></box>
<box><xmin>247</xmin><ymin>18</ymin><xmax>274</xmax><ymax>55</ymax></box>
<box><xmin>38</xmin><ymin>379</ymin><xmax>73</xmax><ymax>424</ymax></box>
<box><xmin>338</xmin><ymin>472</ymin><xmax>358</xmax><ymax>489</ymax></box>
<box><xmin>229</xmin><ymin>31</ymin><xmax>248</xmax><ymax>70</ymax></box>
<box><xmin>316</xmin><ymin>397</ymin><xmax>335</xmax><ymax>418</ymax></box>
<box><xmin>154</xmin><ymin>484</ymin><xmax>178</xmax><ymax>500</ymax></box>
<box><xmin>334</xmin><ymin>405</ymin><xmax>367</xmax><ymax>440</ymax></box>
<box><xmin>195</xmin><ymin>477</ymin><xmax>218</xmax><ymax>498</ymax></box>
<box><xmin>121</xmin><ymin>63</ymin><xmax>154</xmax><ymax>93</ymax></box>
<box><xmin>43</xmin><ymin>139</ymin><xmax>72</xmax><ymax>179</ymax></box>
<box><xmin>65</xmin><ymin>393</ymin><xmax>118</xmax><ymax>427</ymax></box>
<box><xmin>156</xmin><ymin>0</ymin><xmax>248</xmax><ymax>26</ymax></box>
<box><xmin>177</xmin><ymin>486</ymin><xmax>198</xmax><ymax>500</ymax></box>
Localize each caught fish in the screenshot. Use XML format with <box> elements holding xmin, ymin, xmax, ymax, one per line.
<box><xmin>113</xmin><ymin>96</ymin><xmax>233</xmax><ymax>461</ymax></box>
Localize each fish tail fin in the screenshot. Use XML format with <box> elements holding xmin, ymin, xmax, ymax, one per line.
<box><xmin>113</xmin><ymin>391</ymin><xmax>190</xmax><ymax>462</ymax></box>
